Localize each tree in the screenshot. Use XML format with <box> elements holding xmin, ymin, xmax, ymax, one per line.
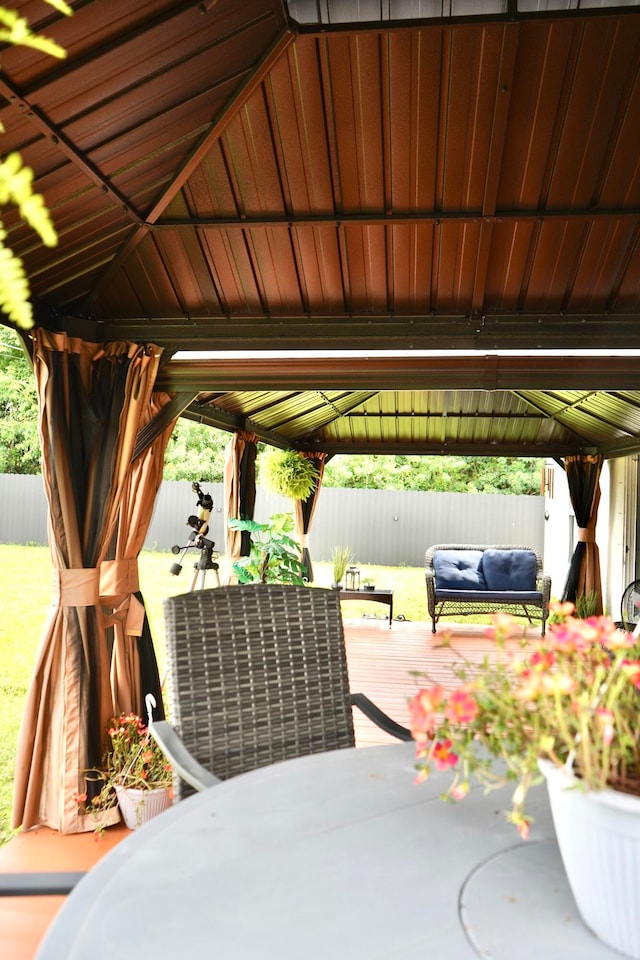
<box><xmin>162</xmin><ymin>420</ymin><xmax>229</xmax><ymax>482</ymax></box>
<box><xmin>322</xmin><ymin>454</ymin><xmax>543</xmax><ymax>496</ymax></box>
<box><xmin>0</xmin><ymin>325</ymin><xmax>39</xmax><ymax>473</ymax></box>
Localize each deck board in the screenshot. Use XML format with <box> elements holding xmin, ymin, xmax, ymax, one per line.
<box><xmin>0</xmin><ymin>618</ymin><xmax>537</xmax><ymax>959</ymax></box>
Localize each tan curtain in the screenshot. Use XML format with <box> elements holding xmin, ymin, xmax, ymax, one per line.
<box><xmin>293</xmin><ymin>452</ymin><xmax>327</xmax><ymax>582</ymax></box>
<box><xmin>104</xmin><ymin>392</ymin><xmax>178</xmax><ymax>718</ymax></box>
<box><xmin>12</xmin><ymin>330</ymin><xmax>161</xmax><ymax>833</ymax></box>
<box><xmin>561</xmin><ymin>453</ymin><xmax>603</xmax><ymax>615</ymax></box>
<box><xmin>223</xmin><ymin>431</ymin><xmax>257</xmax><ymax>580</ymax></box>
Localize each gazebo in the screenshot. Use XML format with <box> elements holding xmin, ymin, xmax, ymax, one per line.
<box><xmin>2</xmin><ymin>1</ymin><xmax>640</xmax><ymax>833</ymax></box>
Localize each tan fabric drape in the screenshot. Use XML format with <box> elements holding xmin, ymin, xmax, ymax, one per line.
<box><xmin>293</xmin><ymin>452</ymin><xmax>327</xmax><ymax>582</ymax></box>
<box><xmin>223</xmin><ymin>431</ymin><xmax>258</xmax><ymax>581</ymax></box>
<box><xmin>561</xmin><ymin>453</ymin><xmax>603</xmax><ymax>615</ymax></box>
<box><xmin>12</xmin><ymin>330</ymin><xmax>162</xmax><ymax>833</ymax></box>
<box><xmin>105</xmin><ymin>392</ymin><xmax>178</xmax><ymax>717</ymax></box>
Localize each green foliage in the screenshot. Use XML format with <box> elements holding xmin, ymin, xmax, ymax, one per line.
<box><xmin>0</xmin><ymin>326</ymin><xmax>40</xmax><ymax>473</ymax></box>
<box><xmin>331</xmin><ymin>545</ymin><xmax>352</xmax><ymax>584</ymax></box>
<box><xmin>162</xmin><ymin>421</ymin><xmax>229</xmax><ymax>482</ymax></box>
<box><xmin>259</xmin><ymin>448</ymin><xmax>319</xmax><ymax>500</ymax></box>
<box><xmin>0</xmin><ymin>1</ymin><xmax>72</xmax><ymax>330</ymax></box>
<box><xmin>323</xmin><ymin>454</ymin><xmax>543</xmax><ymax>495</ymax></box>
<box><xmin>576</xmin><ymin>590</ymin><xmax>599</xmax><ymax>619</ymax></box>
<box><xmin>229</xmin><ymin>513</ymin><xmax>308</xmax><ymax>584</ymax></box>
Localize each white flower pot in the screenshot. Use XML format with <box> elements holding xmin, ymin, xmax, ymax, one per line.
<box><xmin>114</xmin><ymin>785</ymin><xmax>172</xmax><ymax>830</ymax></box>
<box><xmin>540</xmin><ymin>759</ymin><xmax>640</xmax><ymax>959</ymax></box>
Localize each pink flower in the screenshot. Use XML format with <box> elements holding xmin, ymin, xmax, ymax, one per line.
<box><xmin>540</xmin><ymin>672</ymin><xmax>576</xmax><ymax>696</ymax></box>
<box><xmin>596</xmin><ymin>708</ymin><xmax>615</xmax><ymax>746</ymax></box>
<box><xmin>444</xmin><ymin>687</ymin><xmax>479</xmax><ymax>725</ymax></box>
<box><xmin>622</xmin><ymin>660</ymin><xmax>640</xmax><ymax>689</ymax></box>
<box><xmin>549</xmin><ymin>600</ymin><xmax>575</xmax><ymax>618</ymax></box>
<box><xmin>432</xmin><ymin>739</ymin><xmax>458</xmax><ymax>771</ymax></box>
<box><xmin>450</xmin><ymin>781</ymin><xmax>470</xmax><ymax>800</ymax></box>
<box><xmin>409</xmin><ymin>686</ymin><xmax>444</xmax><ymax>740</ymax></box>
<box><xmin>485</xmin><ymin>612</ymin><xmax>518</xmax><ymax>640</ymax></box>
<box><xmin>529</xmin><ymin>649</ymin><xmax>556</xmax><ymax>671</ymax></box>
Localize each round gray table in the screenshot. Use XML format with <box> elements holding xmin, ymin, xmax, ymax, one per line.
<box><xmin>37</xmin><ymin>742</ymin><xmax>617</xmax><ymax>959</ymax></box>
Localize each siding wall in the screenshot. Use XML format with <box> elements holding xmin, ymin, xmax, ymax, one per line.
<box><xmin>0</xmin><ymin>474</ymin><xmax>545</xmax><ymax>567</ymax></box>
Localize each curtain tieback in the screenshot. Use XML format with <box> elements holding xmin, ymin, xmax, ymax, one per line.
<box><xmin>51</xmin><ymin>568</ymin><xmax>100</xmax><ymax>607</ymax></box>
<box><xmin>577</xmin><ymin>528</ymin><xmax>596</xmax><ymax>543</ymax></box>
<box><xmin>301</xmin><ymin>534</ymin><xmax>310</xmax><ymax>547</ymax></box>
<box><xmin>99</xmin><ymin>558</ymin><xmax>145</xmax><ymax>636</ymax></box>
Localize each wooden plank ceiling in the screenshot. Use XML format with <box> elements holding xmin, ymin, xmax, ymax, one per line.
<box><xmin>3</xmin><ymin>0</ymin><xmax>640</xmax><ymax>458</ymax></box>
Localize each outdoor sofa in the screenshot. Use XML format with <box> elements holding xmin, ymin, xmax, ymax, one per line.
<box><xmin>425</xmin><ymin>543</ymin><xmax>551</xmax><ymax>636</ymax></box>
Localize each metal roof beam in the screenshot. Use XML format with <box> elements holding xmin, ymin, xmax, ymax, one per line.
<box><xmin>155</xmin><ymin>355</ymin><xmax>640</xmax><ymax>392</ymax></box>
<box><xmin>152</xmin><ymin>207</ymin><xmax>640</xmax><ymax>228</ymax></box>
<box><xmin>101</xmin><ymin>315</ymin><xmax>640</xmax><ymax>352</ymax></box>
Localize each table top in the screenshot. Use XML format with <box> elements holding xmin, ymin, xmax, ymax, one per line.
<box><xmin>37</xmin><ymin>742</ymin><xmax>618</xmax><ymax>959</ymax></box>
<box><xmin>339</xmin><ymin>587</ymin><xmax>393</xmax><ymax>597</ymax></box>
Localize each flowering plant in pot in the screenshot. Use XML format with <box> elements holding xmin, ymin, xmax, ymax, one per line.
<box><xmin>409</xmin><ymin>603</ymin><xmax>640</xmax><ymax>958</ymax></box>
<box><xmin>74</xmin><ymin>712</ymin><xmax>173</xmax><ymax>836</ymax></box>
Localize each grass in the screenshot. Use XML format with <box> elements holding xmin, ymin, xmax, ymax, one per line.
<box><xmin>0</xmin><ymin>544</ymin><xmax>430</xmax><ymax>845</ymax></box>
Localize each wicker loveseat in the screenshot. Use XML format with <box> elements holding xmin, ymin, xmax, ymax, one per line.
<box><xmin>425</xmin><ymin>544</ymin><xmax>551</xmax><ymax>636</ymax></box>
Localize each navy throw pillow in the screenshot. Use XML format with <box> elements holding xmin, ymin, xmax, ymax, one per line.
<box><xmin>480</xmin><ymin>549</ymin><xmax>537</xmax><ymax>591</ymax></box>
<box><xmin>433</xmin><ymin>551</ymin><xmax>485</xmax><ymax>589</ymax></box>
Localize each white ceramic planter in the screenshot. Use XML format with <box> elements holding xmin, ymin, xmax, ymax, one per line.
<box><xmin>540</xmin><ymin>759</ymin><xmax>640</xmax><ymax>959</ymax></box>
<box><xmin>114</xmin><ymin>785</ymin><xmax>172</xmax><ymax>830</ymax></box>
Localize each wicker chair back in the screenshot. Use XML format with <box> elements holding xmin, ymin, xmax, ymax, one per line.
<box><xmin>163</xmin><ymin>583</ymin><xmax>356</xmax><ymax>799</ymax></box>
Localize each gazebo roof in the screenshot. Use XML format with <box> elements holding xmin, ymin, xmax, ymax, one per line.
<box><xmin>4</xmin><ymin>0</ymin><xmax>640</xmax><ymax>458</ymax></box>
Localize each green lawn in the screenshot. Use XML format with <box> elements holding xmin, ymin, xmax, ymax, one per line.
<box><xmin>0</xmin><ymin>544</ymin><xmax>429</xmax><ymax>845</ymax></box>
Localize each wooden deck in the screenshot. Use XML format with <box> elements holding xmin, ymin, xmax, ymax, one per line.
<box><xmin>0</xmin><ymin>617</ymin><xmax>538</xmax><ymax>959</ymax></box>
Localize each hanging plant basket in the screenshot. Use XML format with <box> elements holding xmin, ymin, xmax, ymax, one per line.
<box><xmin>260</xmin><ymin>448</ymin><xmax>319</xmax><ymax>500</ymax></box>
<box><xmin>115</xmin><ymin>785</ymin><xmax>172</xmax><ymax>830</ymax></box>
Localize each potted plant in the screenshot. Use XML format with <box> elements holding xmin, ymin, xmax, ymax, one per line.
<box><xmin>408</xmin><ymin>603</ymin><xmax>640</xmax><ymax>958</ymax></box>
<box><xmin>229</xmin><ymin>512</ymin><xmax>308</xmax><ymax>584</ymax></box>
<box><xmin>260</xmin><ymin>448</ymin><xmax>319</xmax><ymax>501</ymax></box>
<box><xmin>74</xmin><ymin>712</ymin><xmax>173</xmax><ymax>836</ymax></box>
<box><xmin>331</xmin><ymin>546</ymin><xmax>352</xmax><ymax>588</ymax></box>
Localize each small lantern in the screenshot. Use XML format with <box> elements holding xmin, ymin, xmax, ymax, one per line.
<box><xmin>345</xmin><ymin>566</ymin><xmax>360</xmax><ymax>591</ymax></box>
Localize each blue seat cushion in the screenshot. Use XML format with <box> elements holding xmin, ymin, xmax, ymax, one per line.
<box><xmin>433</xmin><ymin>551</ymin><xmax>486</xmax><ymax>589</ymax></box>
<box><xmin>480</xmin><ymin>549</ymin><xmax>537</xmax><ymax>591</ymax></box>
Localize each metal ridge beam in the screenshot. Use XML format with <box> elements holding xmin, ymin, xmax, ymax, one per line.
<box><xmin>155</xmin><ymin>355</ymin><xmax>640</xmax><ymax>392</ymax></box>
<box><xmin>99</xmin><ymin>315</ymin><xmax>640</xmax><ymax>352</ymax></box>
<box><xmin>151</xmin><ymin>207</ymin><xmax>640</xmax><ymax>228</ymax></box>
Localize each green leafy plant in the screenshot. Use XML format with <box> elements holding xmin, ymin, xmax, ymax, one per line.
<box><xmin>331</xmin><ymin>545</ymin><xmax>352</xmax><ymax>585</ymax></box>
<box><xmin>575</xmin><ymin>589</ymin><xmax>599</xmax><ymax>619</ymax></box>
<box><xmin>260</xmin><ymin>448</ymin><xmax>319</xmax><ymax>500</ymax></box>
<box><xmin>229</xmin><ymin>513</ymin><xmax>308</xmax><ymax>584</ymax></box>
<box><xmin>74</xmin><ymin>712</ymin><xmax>172</xmax><ymax>838</ymax></box>
<box><xmin>0</xmin><ymin>1</ymin><xmax>73</xmax><ymax>330</ymax></box>
<box><xmin>409</xmin><ymin>603</ymin><xmax>640</xmax><ymax>839</ymax></box>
